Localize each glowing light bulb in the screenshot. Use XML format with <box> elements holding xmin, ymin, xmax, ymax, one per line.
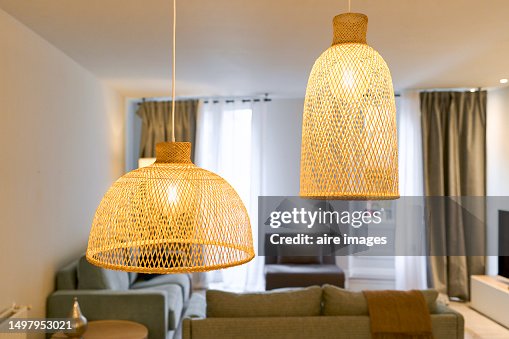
<box><xmin>342</xmin><ymin>69</ymin><xmax>356</xmax><ymax>89</ymax></box>
<box><xmin>167</xmin><ymin>185</ymin><xmax>179</xmax><ymax>204</ymax></box>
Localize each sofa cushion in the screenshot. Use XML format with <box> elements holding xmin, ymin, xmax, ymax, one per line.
<box><xmin>322</xmin><ymin>285</ymin><xmax>438</xmax><ymax>316</ymax></box>
<box><xmin>207</xmin><ymin>286</ymin><xmax>322</xmax><ymax>318</ymax></box>
<box><xmin>131</xmin><ymin>274</ymin><xmax>191</xmax><ymax>301</ymax></box>
<box><xmin>77</xmin><ymin>256</ymin><xmax>129</xmax><ymax>291</ymax></box>
<box><xmin>265</xmin><ymin>264</ymin><xmax>345</xmax><ymax>290</ymax></box>
<box><xmin>140</xmin><ymin>284</ymin><xmax>183</xmax><ymax>330</ymax></box>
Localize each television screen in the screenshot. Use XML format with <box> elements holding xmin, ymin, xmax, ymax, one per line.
<box><xmin>499</xmin><ymin>210</ymin><xmax>509</xmax><ymax>279</ymax></box>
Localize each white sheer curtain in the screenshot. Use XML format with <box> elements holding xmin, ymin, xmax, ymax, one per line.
<box><xmin>395</xmin><ymin>91</ymin><xmax>428</xmax><ymax>290</ymax></box>
<box><xmin>194</xmin><ymin>100</ymin><xmax>265</xmax><ymax>292</ymax></box>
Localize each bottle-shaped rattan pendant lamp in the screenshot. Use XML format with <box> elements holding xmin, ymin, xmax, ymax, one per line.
<box><xmin>300</xmin><ymin>2</ymin><xmax>399</xmax><ymax>200</ymax></box>
<box><xmin>86</xmin><ymin>0</ymin><xmax>255</xmax><ymax>273</ymax></box>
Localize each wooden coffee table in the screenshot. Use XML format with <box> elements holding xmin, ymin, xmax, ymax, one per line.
<box><xmin>52</xmin><ymin>320</ymin><xmax>148</xmax><ymax>339</ymax></box>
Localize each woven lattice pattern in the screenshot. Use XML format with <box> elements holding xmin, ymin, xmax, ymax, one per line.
<box><xmin>300</xmin><ymin>13</ymin><xmax>399</xmax><ymax>200</ymax></box>
<box><xmin>87</xmin><ymin>142</ymin><xmax>255</xmax><ymax>273</ymax></box>
<box><xmin>332</xmin><ymin>13</ymin><xmax>368</xmax><ymax>44</ymax></box>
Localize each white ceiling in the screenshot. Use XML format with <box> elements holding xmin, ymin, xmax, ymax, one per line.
<box><xmin>1</xmin><ymin>0</ymin><xmax>508</xmax><ymax>98</ymax></box>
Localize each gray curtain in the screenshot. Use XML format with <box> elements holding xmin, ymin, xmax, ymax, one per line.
<box><xmin>420</xmin><ymin>91</ymin><xmax>486</xmax><ymax>300</ymax></box>
<box><xmin>137</xmin><ymin>100</ymin><xmax>199</xmax><ymax>159</ymax></box>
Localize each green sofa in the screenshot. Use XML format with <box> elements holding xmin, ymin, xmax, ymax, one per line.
<box><xmin>182</xmin><ymin>286</ymin><xmax>465</xmax><ymax>339</ymax></box>
<box><xmin>46</xmin><ymin>255</ymin><xmax>199</xmax><ymax>339</ymax></box>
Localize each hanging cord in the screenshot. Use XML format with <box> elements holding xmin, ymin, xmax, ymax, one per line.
<box><xmin>348</xmin><ymin>0</ymin><xmax>351</xmax><ymax>12</ymax></box>
<box><xmin>171</xmin><ymin>0</ymin><xmax>177</xmax><ymax>142</ymax></box>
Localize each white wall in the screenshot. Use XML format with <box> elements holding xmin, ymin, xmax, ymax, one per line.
<box><xmin>260</xmin><ymin>98</ymin><xmax>304</xmax><ymax>196</ymax></box>
<box><xmin>0</xmin><ymin>7</ymin><xmax>124</xmax><ymax>324</ymax></box>
<box><xmin>486</xmin><ymin>87</ymin><xmax>509</xmax><ymax>275</ymax></box>
<box><xmin>125</xmin><ymin>98</ymin><xmax>143</xmax><ymax>171</ymax></box>
<box><xmin>487</xmin><ymin>87</ymin><xmax>509</xmax><ymax>196</ymax></box>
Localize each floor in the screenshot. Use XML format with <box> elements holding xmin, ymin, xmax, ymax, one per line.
<box><xmin>449</xmin><ymin>302</ymin><xmax>509</xmax><ymax>339</ymax></box>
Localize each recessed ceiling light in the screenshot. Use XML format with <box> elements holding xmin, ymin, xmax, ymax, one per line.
<box><xmin>501</xmin><ymin>79</ymin><xmax>508</xmax><ymax>84</ymax></box>
<box><xmin>470</xmin><ymin>88</ymin><xmax>476</xmax><ymax>92</ymax></box>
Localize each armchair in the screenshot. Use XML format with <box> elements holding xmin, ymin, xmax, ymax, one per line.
<box><xmin>264</xmin><ymin>243</ymin><xmax>345</xmax><ymax>290</ymax></box>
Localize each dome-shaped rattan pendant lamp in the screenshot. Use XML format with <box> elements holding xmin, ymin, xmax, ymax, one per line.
<box><xmin>300</xmin><ymin>9</ymin><xmax>399</xmax><ymax>200</ymax></box>
<box><xmin>86</xmin><ymin>0</ymin><xmax>255</xmax><ymax>273</ymax></box>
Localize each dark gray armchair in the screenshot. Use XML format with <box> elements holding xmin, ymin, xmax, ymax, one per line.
<box><xmin>264</xmin><ymin>250</ymin><xmax>345</xmax><ymax>290</ymax></box>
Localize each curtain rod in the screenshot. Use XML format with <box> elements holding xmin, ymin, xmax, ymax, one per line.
<box><xmin>137</xmin><ymin>93</ymin><xmax>406</xmax><ymax>104</ymax></box>
<box><xmin>138</xmin><ymin>94</ymin><xmax>272</xmax><ymax>105</ymax></box>
<box><xmin>418</xmin><ymin>87</ymin><xmax>484</xmax><ymax>93</ymax></box>
<box><xmin>203</xmin><ymin>97</ymin><xmax>272</xmax><ymax>104</ymax></box>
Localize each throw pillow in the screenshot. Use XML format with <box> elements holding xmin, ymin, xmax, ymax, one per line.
<box><xmin>77</xmin><ymin>256</ymin><xmax>130</xmax><ymax>290</ymax></box>
<box><xmin>207</xmin><ymin>286</ymin><xmax>322</xmax><ymax>318</ymax></box>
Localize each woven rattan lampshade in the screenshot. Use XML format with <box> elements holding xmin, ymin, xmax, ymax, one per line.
<box><xmin>87</xmin><ymin>142</ymin><xmax>255</xmax><ymax>273</ymax></box>
<box><xmin>300</xmin><ymin>13</ymin><xmax>399</xmax><ymax>200</ymax></box>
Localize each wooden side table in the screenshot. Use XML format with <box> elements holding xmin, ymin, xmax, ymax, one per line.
<box><xmin>52</xmin><ymin>320</ymin><xmax>148</xmax><ymax>339</ymax></box>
